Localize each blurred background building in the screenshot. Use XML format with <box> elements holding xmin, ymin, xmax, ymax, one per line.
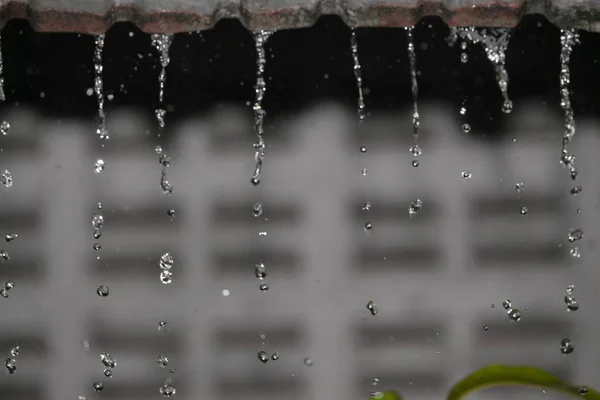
<box><xmin>0</xmin><ymin>14</ymin><xmax>600</xmax><ymax>400</ymax></box>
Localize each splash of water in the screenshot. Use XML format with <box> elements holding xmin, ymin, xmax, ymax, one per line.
<box><xmin>449</xmin><ymin>27</ymin><xmax>513</xmax><ymax>114</ymax></box>
<box><xmin>350</xmin><ymin>28</ymin><xmax>366</xmax><ymax>121</ymax></box>
<box><xmin>405</xmin><ymin>27</ymin><xmax>421</xmax><ymax>162</ymax></box>
<box><xmin>558</xmin><ymin>29</ymin><xmax>580</xmax><ymax>180</ymax></box>
<box><xmin>250</xmin><ymin>30</ymin><xmax>273</xmax><ymax>186</ymax></box>
<box><xmin>94</xmin><ymin>35</ymin><xmax>108</xmax><ymax>139</ymax></box>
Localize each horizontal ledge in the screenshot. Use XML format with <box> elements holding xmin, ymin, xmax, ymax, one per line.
<box><xmin>0</xmin><ymin>0</ymin><xmax>599</xmax><ymax>34</ymax></box>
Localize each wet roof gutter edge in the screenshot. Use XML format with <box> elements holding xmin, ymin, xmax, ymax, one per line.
<box><xmin>0</xmin><ymin>0</ymin><xmax>599</xmax><ymax>34</ymax></box>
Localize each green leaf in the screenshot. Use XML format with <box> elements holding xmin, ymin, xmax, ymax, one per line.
<box><xmin>447</xmin><ymin>365</ymin><xmax>600</xmax><ymax>400</ymax></box>
<box><xmin>368</xmin><ymin>391</ymin><xmax>403</xmax><ymax>400</ymax></box>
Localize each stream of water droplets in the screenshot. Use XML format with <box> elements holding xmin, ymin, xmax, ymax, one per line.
<box><xmin>405</xmin><ymin>27</ymin><xmax>422</xmax><ymax>166</ymax></box>
<box><xmin>559</xmin><ymin>29</ymin><xmax>580</xmax><ymax>181</ymax></box>
<box><xmin>350</xmin><ymin>28</ymin><xmax>366</xmax><ymax>122</ymax></box>
<box><xmin>250</xmin><ymin>30</ymin><xmax>273</xmax><ymax>186</ymax></box>
<box><xmin>449</xmin><ymin>27</ymin><xmax>513</xmax><ymax>114</ymax></box>
<box><xmin>151</xmin><ymin>35</ymin><xmax>175</xmax><ymax>197</ymax></box>
<box><xmin>94</xmin><ymin>35</ymin><xmax>108</xmax><ymax>140</ymax></box>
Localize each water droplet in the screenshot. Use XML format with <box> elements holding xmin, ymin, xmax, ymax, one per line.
<box><xmin>1</xmin><ymin>170</ymin><xmax>13</xmax><ymax>188</ymax></box>
<box><xmin>461</xmin><ymin>124</ymin><xmax>471</xmax><ymax>133</ymax></box>
<box><xmin>93</xmin><ymin>381</ymin><xmax>104</xmax><ymax>392</ymax></box>
<box><xmin>254</xmin><ymin>263</ymin><xmax>267</xmax><ymax>279</ymax></box>
<box><xmin>160</xmin><ymin>270</ymin><xmax>173</xmax><ymax>284</ymax></box>
<box><xmin>82</xmin><ymin>340</ymin><xmax>91</xmax><ymax>350</ymax></box>
<box><xmin>560</xmin><ymin>338</ymin><xmax>574</xmax><ymax>354</ymax></box>
<box><xmin>159</xmin><ymin>383</ymin><xmax>176</xmax><ymax>397</ymax></box>
<box><xmin>100</xmin><ymin>353</ymin><xmax>117</xmax><ymax>368</ymax></box>
<box><xmin>304</xmin><ymin>357</ymin><xmax>313</xmax><ymax>366</ymax></box>
<box><xmin>508</xmin><ymin>309</ymin><xmax>521</xmax><ymax>321</ymax></box>
<box><xmin>483</xmin><ymin>325</ymin><xmax>489</xmax><ymax>331</ymax></box>
<box><xmin>93</xmin><ymin>243</ymin><xmax>101</xmax><ymax>251</ymax></box>
<box><xmin>271</xmin><ymin>352</ymin><xmax>279</xmax><ymax>361</ymax></box>
<box><xmin>372</xmin><ymin>378</ymin><xmax>379</xmax><ymax>386</ymax></box>
<box><xmin>362</xmin><ymin>202</ymin><xmax>372</xmax><ymax>211</ymax></box>
<box><xmin>409</xmin><ymin>145</ymin><xmax>422</xmax><ymax>157</ymax></box>
<box><xmin>571</xmin><ymin>186</ymin><xmax>583</xmax><ymax>195</ymax></box>
<box><xmin>257</xmin><ymin>350</ymin><xmax>269</xmax><ymax>363</ymax></box>
<box><xmin>4</xmin><ymin>281</ymin><xmax>13</xmax><ymax>291</ymax></box>
<box><xmin>366</xmin><ymin>300</ymin><xmax>378</xmax><ymax>316</ymax></box>
<box><xmin>461</xmin><ymin>171</ymin><xmax>472</xmax><ymax>179</ymax></box>
<box><xmin>5</xmin><ymin>233</ymin><xmax>17</xmax><ymax>242</ymax></box>
<box><xmin>159</xmin><ymin>153</ymin><xmax>170</xmax><ymax>167</ymax></box>
<box><xmin>565</xmin><ymin>295</ymin><xmax>579</xmax><ymax>311</ymax></box>
<box><xmin>259</xmin><ymin>283</ymin><xmax>269</xmax><ymax>292</ymax></box>
<box><xmin>520</xmin><ymin>206</ymin><xmax>529</xmax><ymax>215</ymax></box>
<box><xmin>460</xmin><ymin>106</ymin><xmax>467</xmax><ymax>115</ymax></box>
<box><xmin>160</xmin><ymin>253</ymin><xmax>174</xmax><ymax>270</ymax></box>
<box><xmin>502</xmin><ymin>100</ymin><xmax>513</xmax><ymax>114</ymax></box>
<box><xmin>568</xmin><ymin>229</ymin><xmax>583</xmax><ymax>243</ymax></box>
<box><xmin>5</xmin><ymin>357</ymin><xmax>16</xmax><ymax>373</ymax></box>
<box><xmin>364</xmin><ymin>221</ymin><xmax>372</xmax><ymax>231</ymax></box>
<box><xmin>491</xmin><ymin>304</ymin><xmax>495</xmax><ymax>308</ymax></box>
<box><xmin>253</xmin><ymin>203</ymin><xmax>263</xmax><ymax>217</ymax></box>
<box><xmin>167</xmin><ymin>209</ymin><xmax>175</xmax><ymax>218</ymax></box>
<box><xmin>92</xmin><ymin>214</ymin><xmax>104</xmax><ymax>229</ymax></box>
<box><xmin>10</xmin><ymin>345</ymin><xmax>19</xmax><ymax>357</ymax></box>
<box><xmin>412</xmin><ymin>160</ymin><xmax>419</xmax><ymax>167</ymax></box>
<box><xmin>96</xmin><ymin>285</ymin><xmax>109</xmax><ymax>297</ymax></box>
<box><xmin>0</xmin><ymin>249</ymin><xmax>9</xmax><ymax>261</ymax></box>
<box><xmin>222</xmin><ymin>289</ymin><xmax>230</xmax><ymax>296</ymax></box>
<box><xmin>158</xmin><ymin>320</ymin><xmax>167</xmax><ymax>330</ymax></box>
<box><xmin>570</xmin><ymin>246</ymin><xmax>580</xmax><ymax>258</ymax></box>
<box><xmin>78</xmin><ymin>396</ymin><xmax>87</xmax><ymax>400</ymax></box>
<box><xmin>460</xmin><ymin>53</ymin><xmax>468</xmax><ymax>63</ymax></box>
<box><xmin>579</xmin><ymin>386</ymin><xmax>589</xmax><ymax>395</ymax></box>
<box><xmin>409</xmin><ymin>199</ymin><xmax>423</xmax><ymax>216</ymax></box>
<box><xmin>157</xmin><ymin>354</ymin><xmax>169</xmax><ymax>367</ymax></box>
<box><xmin>515</xmin><ymin>182</ymin><xmax>525</xmax><ymax>194</ymax></box>
<box><xmin>0</xmin><ymin>121</ymin><xmax>10</xmax><ymax>135</ymax></box>
<box><xmin>361</xmin><ymin>168</ymin><xmax>367</xmax><ymax>176</ymax></box>
<box><xmin>94</xmin><ymin>159</ymin><xmax>105</xmax><ymax>174</ymax></box>
<box><xmin>104</xmin><ymin>368</ymin><xmax>112</xmax><ymax>378</ymax></box>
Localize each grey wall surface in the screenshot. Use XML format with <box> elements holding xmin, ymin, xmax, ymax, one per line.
<box><xmin>0</xmin><ymin>101</ymin><xmax>598</xmax><ymax>400</ymax></box>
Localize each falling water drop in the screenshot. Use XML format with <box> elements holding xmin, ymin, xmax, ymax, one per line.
<box><xmin>94</xmin><ymin>35</ymin><xmax>108</xmax><ymax>139</ymax></box>
<box><xmin>250</xmin><ymin>30</ymin><xmax>274</xmax><ymax>186</ymax></box>
<box><xmin>0</xmin><ymin>121</ymin><xmax>9</xmax><ymax>135</ymax></box>
<box><xmin>160</xmin><ymin>253</ymin><xmax>174</xmax><ymax>270</ymax></box>
<box><xmin>579</xmin><ymin>386</ymin><xmax>589</xmax><ymax>395</ymax></box>
<box><xmin>460</xmin><ymin>53</ymin><xmax>468</xmax><ymax>63</ymax></box>
<box><xmin>411</xmin><ymin>160</ymin><xmax>419</xmax><ymax>167</ymax></box>
<box><xmin>304</xmin><ymin>357</ymin><xmax>313</xmax><ymax>366</ymax></box>
<box><xmin>570</xmin><ymin>186</ymin><xmax>582</xmax><ymax>195</ymax></box>
<box><xmin>96</xmin><ymin>285</ymin><xmax>109</xmax><ymax>297</ymax></box>
<box><xmin>5</xmin><ymin>233</ymin><xmax>17</xmax><ymax>242</ymax></box>
<box><xmin>157</xmin><ymin>354</ymin><xmax>169</xmax><ymax>367</ymax></box>
<box><xmin>254</xmin><ymin>263</ymin><xmax>267</xmax><ymax>279</ymax></box>
<box><xmin>253</xmin><ymin>203</ymin><xmax>263</xmax><ymax>217</ymax></box>
<box><xmin>160</xmin><ymin>382</ymin><xmax>176</xmax><ymax>397</ymax></box>
<box><xmin>366</xmin><ymin>300</ymin><xmax>378</xmax><ymax>316</ymax></box>
<box><xmin>408</xmin><ymin>199</ymin><xmax>423</xmax><ymax>216</ymax></box>
<box><xmin>104</xmin><ymin>369</ymin><xmax>112</xmax><ymax>378</ymax></box>
<box><xmin>461</xmin><ymin>171</ymin><xmax>472</xmax><ymax>180</ymax></box>
<box><xmin>100</xmin><ymin>353</ymin><xmax>117</xmax><ymax>368</ymax></box>
<box><xmin>564</xmin><ymin>285</ymin><xmax>579</xmax><ymax>311</ymax></box>
<box><xmin>568</xmin><ymin>229</ymin><xmax>583</xmax><ymax>243</ymax></box>
<box><xmin>0</xmin><ymin>249</ymin><xmax>9</xmax><ymax>261</ymax></box>
<box><xmin>362</xmin><ymin>201</ymin><xmax>372</xmax><ymax>211</ymax></box>
<box><xmin>94</xmin><ymin>159</ymin><xmax>105</xmax><ymax>174</ymax></box>
<box><xmin>570</xmin><ymin>247</ymin><xmax>580</xmax><ymax>258</ymax></box>
<box><xmin>93</xmin><ymin>381</ymin><xmax>104</xmax><ymax>392</ymax></box>
<box><xmin>560</xmin><ymin>338</ymin><xmax>574</xmax><ymax>354</ymax></box>
<box><xmin>501</xmin><ymin>299</ymin><xmax>521</xmax><ymax>321</ymax></box>
<box><xmin>167</xmin><ymin>209</ymin><xmax>175</xmax><ymax>218</ymax></box>
<box><xmin>259</xmin><ymin>283</ymin><xmax>269</xmax><ymax>292</ymax></box>
<box><xmin>1</xmin><ymin>170</ymin><xmax>13</xmax><ymax>187</ymax></box>
<box><xmin>515</xmin><ymin>182</ymin><xmax>525</xmax><ymax>194</ymax></box>
<box><xmin>158</xmin><ymin>320</ymin><xmax>168</xmax><ymax>331</ymax></box>
<box><xmin>5</xmin><ymin>357</ymin><xmax>16</xmax><ymax>373</ymax></box>
<box><xmin>258</xmin><ymin>351</ymin><xmax>269</xmax><ymax>363</ymax></box>
<box><xmin>350</xmin><ymin>28</ymin><xmax>366</xmax><ymax>121</ymax></box>
<box><xmin>558</xmin><ymin>29</ymin><xmax>580</xmax><ymax>180</ymax></box>
<box><xmin>405</xmin><ymin>27</ymin><xmax>421</xmax><ymax>160</ymax></box>
<box><xmin>364</xmin><ymin>221</ymin><xmax>373</xmax><ymax>231</ymax></box>
<box><xmin>10</xmin><ymin>345</ymin><xmax>19</xmax><ymax>357</ymax></box>
<box><xmin>519</xmin><ymin>206</ymin><xmax>528</xmax><ymax>215</ymax></box>
<box><xmin>271</xmin><ymin>352</ymin><xmax>279</xmax><ymax>360</ymax></box>
<box><xmin>461</xmin><ymin>124</ymin><xmax>471</xmax><ymax>133</ymax></box>
<box><xmin>160</xmin><ymin>270</ymin><xmax>173</xmax><ymax>284</ymax></box>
